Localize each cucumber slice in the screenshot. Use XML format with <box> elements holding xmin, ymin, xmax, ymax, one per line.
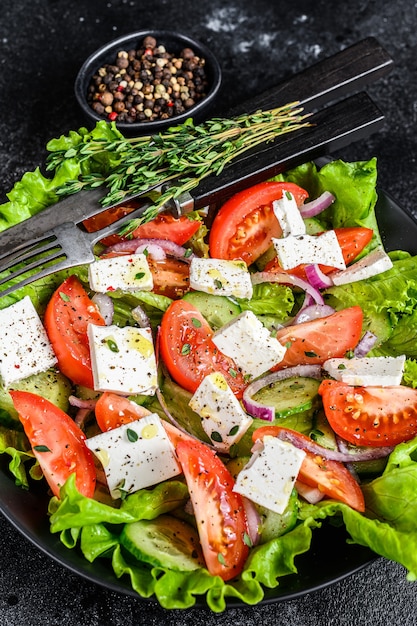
<box><xmin>183</xmin><ymin>291</ymin><xmax>241</xmax><ymax>330</ymax></box>
<box><xmin>304</xmin><ymin>217</ymin><xmax>324</xmax><ymax>235</ymax></box>
<box><xmin>120</xmin><ymin>515</ymin><xmax>204</xmax><ymax>571</ymax></box>
<box><xmin>253</xmin><ymin>376</ymin><xmax>321</xmax><ymax>419</ymax></box>
<box><xmin>310</xmin><ymin>410</ymin><xmax>338</xmax><ymax>450</ymax></box>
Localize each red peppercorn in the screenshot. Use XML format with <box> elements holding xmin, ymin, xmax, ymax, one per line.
<box><xmin>108</xmin><ymin>111</ymin><xmax>118</xmax><ymax>121</ymax></box>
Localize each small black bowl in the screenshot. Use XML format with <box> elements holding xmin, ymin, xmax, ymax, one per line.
<box><xmin>74</xmin><ymin>30</ymin><xmax>222</xmax><ymax>135</ymax></box>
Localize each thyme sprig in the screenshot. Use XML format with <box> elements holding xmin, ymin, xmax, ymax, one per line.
<box><xmin>47</xmin><ymin>102</ymin><xmax>311</xmax><ymax>235</ymax></box>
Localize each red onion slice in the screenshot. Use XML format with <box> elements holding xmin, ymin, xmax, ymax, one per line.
<box><xmin>251</xmin><ymin>271</ymin><xmax>324</xmax><ymax>305</ymax></box>
<box><xmin>299</xmin><ymin>191</ymin><xmax>335</xmax><ymax>218</ymax></box>
<box><xmin>92</xmin><ymin>293</ymin><xmax>114</xmax><ymax>326</ymax></box>
<box><xmin>295</xmin><ymin>480</ymin><xmax>325</xmax><ymax>504</ymax></box>
<box><xmin>104</xmin><ymin>238</ymin><xmax>195</xmax><ymax>263</ymax></box>
<box><xmin>69</xmin><ymin>396</ymin><xmax>98</xmax><ymax>410</ymax></box>
<box><xmin>242</xmin><ymin>364</ymin><xmax>323</xmax><ymax>421</ymax></box>
<box><xmin>132</xmin><ymin>305</ymin><xmax>151</xmax><ymax>328</ymax></box>
<box><xmin>304</xmin><ymin>263</ymin><xmax>334</xmax><ymax>289</ymax></box>
<box><xmin>293</xmin><ymin>303</ymin><xmax>335</xmax><ymax>325</ymax></box>
<box><xmin>242</xmin><ymin>496</ymin><xmax>261</xmax><ymax>546</ymax></box>
<box><xmin>135</xmin><ymin>242</ymin><xmax>166</xmax><ymax>261</ymax></box>
<box><xmin>276</xmin><ymin>429</ymin><xmax>393</xmax><ymax>462</ymax></box>
<box><xmin>354</xmin><ymin>330</ymin><xmax>378</xmax><ymax>358</ymax></box>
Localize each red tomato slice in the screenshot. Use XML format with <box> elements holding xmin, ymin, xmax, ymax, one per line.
<box><xmin>176</xmin><ymin>438</ymin><xmax>249</xmax><ymax>580</ymax></box>
<box><xmin>132</xmin><ymin>212</ymin><xmax>201</xmax><ymax>245</ymax></box>
<box><xmin>95</xmin><ymin>392</ymin><xmax>194</xmax><ymax>447</ymax></box>
<box><xmin>44</xmin><ymin>276</ymin><xmax>105</xmax><ymax>388</ymax></box>
<box><xmin>319</xmin><ymin>379</ymin><xmax>417</xmax><ymax>447</ymax></box>
<box><xmin>11</xmin><ymin>390</ymin><xmax>96</xmax><ymax>498</ymax></box>
<box><xmin>264</xmin><ymin>227</ymin><xmax>374</xmax><ymax>277</ymax></box>
<box><xmin>273</xmin><ymin>306</ymin><xmax>363</xmax><ymax>370</ymax></box>
<box><xmin>84</xmin><ymin>204</ymin><xmax>201</xmax><ymax>248</ymax></box>
<box><xmin>95</xmin><ymin>392</ymin><xmax>152</xmax><ymax>431</ymax></box>
<box><xmin>252</xmin><ymin>426</ymin><xmax>365</xmax><ymax>512</ymax></box>
<box><xmin>159</xmin><ymin>299</ymin><xmax>247</xmax><ymax>397</ymax></box>
<box><xmin>209</xmin><ymin>181</ymin><xmax>309</xmax><ymax>265</ymax></box>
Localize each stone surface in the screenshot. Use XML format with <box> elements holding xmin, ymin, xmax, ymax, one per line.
<box><xmin>0</xmin><ymin>0</ymin><xmax>416</xmax><ymax>624</ymax></box>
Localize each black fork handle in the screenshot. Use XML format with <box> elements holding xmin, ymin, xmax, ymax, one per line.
<box><xmin>189</xmin><ymin>91</ymin><xmax>384</xmax><ymax>210</ymax></box>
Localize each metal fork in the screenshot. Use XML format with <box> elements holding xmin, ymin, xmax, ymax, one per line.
<box><xmin>0</xmin><ymin>92</ymin><xmax>385</xmax><ymax>298</ymax></box>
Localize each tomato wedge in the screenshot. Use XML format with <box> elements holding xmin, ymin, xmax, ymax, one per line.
<box><xmin>44</xmin><ymin>276</ymin><xmax>105</xmax><ymax>388</ymax></box>
<box><xmin>265</xmin><ymin>227</ymin><xmax>374</xmax><ymax>278</ymax></box>
<box><xmin>159</xmin><ymin>299</ymin><xmax>247</xmax><ymax>397</ymax></box>
<box><xmin>95</xmin><ymin>391</ymin><xmax>194</xmax><ymax>447</ymax></box>
<box><xmin>319</xmin><ymin>379</ymin><xmax>417</xmax><ymax>447</ymax></box>
<box><xmin>11</xmin><ymin>390</ymin><xmax>96</xmax><ymax>498</ymax></box>
<box><xmin>209</xmin><ymin>181</ymin><xmax>309</xmax><ymax>265</ymax></box>
<box><xmin>273</xmin><ymin>306</ymin><xmax>363</xmax><ymax>370</ymax></box>
<box><xmin>252</xmin><ymin>426</ymin><xmax>365</xmax><ymax>512</ymax></box>
<box><xmin>176</xmin><ymin>438</ymin><xmax>249</xmax><ymax>580</ymax></box>
<box><xmin>132</xmin><ymin>212</ymin><xmax>201</xmax><ymax>245</ymax></box>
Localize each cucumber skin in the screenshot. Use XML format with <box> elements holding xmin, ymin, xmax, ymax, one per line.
<box><xmin>120</xmin><ymin>515</ymin><xmax>204</xmax><ymax>572</ymax></box>
<box><xmin>183</xmin><ymin>291</ymin><xmax>241</xmax><ymax>330</ymax></box>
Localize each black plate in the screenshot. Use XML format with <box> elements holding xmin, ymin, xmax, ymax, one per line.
<box><xmin>0</xmin><ymin>187</ymin><xmax>416</xmax><ymax>608</ymax></box>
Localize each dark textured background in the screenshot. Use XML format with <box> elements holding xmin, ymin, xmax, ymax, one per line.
<box><xmin>0</xmin><ymin>1</ymin><xmax>416</xmax><ymax>624</ymax></box>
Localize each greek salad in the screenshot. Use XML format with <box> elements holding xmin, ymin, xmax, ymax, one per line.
<box><xmin>2</xmin><ymin>154</ymin><xmax>417</xmax><ymax>612</ymax></box>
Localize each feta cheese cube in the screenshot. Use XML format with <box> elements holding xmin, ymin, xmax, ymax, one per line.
<box><xmin>189</xmin><ymin>258</ymin><xmax>253</xmax><ymax>299</ymax></box>
<box><xmin>272</xmin><ymin>192</ymin><xmax>306</xmax><ymax>237</ymax></box>
<box><xmin>233</xmin><ymin>437</ymin><xmax>306</xmax><ymax>514</ymax></box>
<box><xmin>330</xmin><ymin>248</ymin><xmax>393</xmax><ymax>286</ymax></box>
<box><xmin>85</xmin><ymin>413</ymin><xmax>181</xmax><ymax>498</ymax></box>
<box><xmin>189</xmin><ymin>372</ymin><xmax>253</xmax><ymax>452</ymax></box>
<box><xmin>88</xmin><ymin>324</ymin><xmax>157</xmax><ymax>395</ymax></box>
<box><xmin>0</xmin><ymin>296</ymin><xmax>57</xmax><ymax>387</ymax></box>
<box><xmin>88</xmin><ymin>253</ymin><xmax>153</xmax><ymax>293</ymax></box>
<box><xmin>323</xmin><ymin>355</ymin><xmax>406</xmax><ymax>387</ymax></box>
<box><xmin>212</xmin><ymin>311</ymin><xmax>286</xmax><ymax>379</ymax></box>
<box><xmin>272</xmin><ymin>230</ymin><xmax>346</xmax><ymax>270</ymax></box>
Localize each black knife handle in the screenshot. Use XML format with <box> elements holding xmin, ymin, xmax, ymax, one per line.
<box><xmin>191</xmin><ymin>91</ymin><xmax>384</xmax><ymax>210</ymax></box>
<box><xmin>228</xmin><ymin>37</ymin><xmax>393</xmax><ymax>116</ymax></box>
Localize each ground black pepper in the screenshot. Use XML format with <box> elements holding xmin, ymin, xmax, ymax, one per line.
<box><xmin>87</xmin><ymin>35</ymin><xmax>210</xmax><ymax>124</ymax></box>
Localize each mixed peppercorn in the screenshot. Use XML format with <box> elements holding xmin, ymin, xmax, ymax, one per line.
<box><xmin>87</xmin><ymin>35</ymin><xmax>210</xmax><ymax>124</ymax></box>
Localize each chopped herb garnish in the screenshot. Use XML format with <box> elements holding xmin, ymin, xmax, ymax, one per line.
<box><xmin>127</xmin><ymin>428</ymin><xmax>138</xmax><ymax>442</ymax></box>
<box><xmin>135</xmin><ymin>272</ymin><xmax>145</xmax><ymax>280</ymax></box>
<box><xmin>228</xmin><ymin>425</ymin><xmax>239</xmax><ymax>437</ymax></box>
<box><xmin>184</xmin><ymin>248</ymin><xmax>193</xmax><ymax>258</ymax></box>
<box><xmin>34</xmin><ymin>445</ymin><xmax>51</xmax><ymax>453</ymax></box>
<box><xmin>337</xmin><ymin>363</ymin><xmax>347</xmax><ymax>370</ymax></box>
<box><xmin>191</xmin><ymin>317</ymin><xmax>202</xmax><ymax>328</ymax></box>
<box><xmin>106</xmin><ymin>338</ymin><xmax>119</xmax><ymax>352</ymax></box>
<box><xmin>211</xmin><ymin>431</ymin><xmax>223</xmax><ymax>443</ymax></box>
<box><xmin>181</xmin><ymin>343</ymin><xmax>191</xmax><ymax>355</ymax></box>
<box><xmin>243</xmin><ymin>532</ymin><xmax>253</xmax><ymax>548</ymax></box>
<box><xmin>229</xmin><ymin>368</ymin><xmax>237</xmax><ymax>378</ymax></box>
<box><xmin>305</xmin><ymin>350</ymin><xmax>318</xmax><ymax>358</ymax></box>
<box><xmin>217</xmin><ymin>552</ymin><xmax>226</xmax><ymax>565</ymax></box>
<box><xmin>214</xmin><ymin>279</ymin><xmax>223</xmax><ymax>289</ymax></box>
<box><xmin>59</xmin><ymin>292</ymin><xmax>70</xmax><ymax>302</ymax></box>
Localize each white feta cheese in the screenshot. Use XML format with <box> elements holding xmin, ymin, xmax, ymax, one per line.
<box><xmin>88</xmin><ymin>324</ymin><xmax>157</xmax><ymax>395</ymax></box>
<box><xmin>189</xmin><ymin>257</ymin><xmax>253</xmax><ymax>299</ymax></box>
<box><xmin>329</xmin><ymin>248</ymin><xmax>393</xmax><ymax>286</ymax></box>
<box><xmin>88</xmin><ymin>253</ymin><xmax>153</xmax><ymax>293</ymax></box>
<box><xmin>0</xmin><ymin>296</ymin><xmax>57</xmax><ymax>387</ymax></box>
<box><xmin>189</xmin><ymin>372</ymin><xmax>253</xmax><ymax>452</ymax></box>
<box><xmin>233</xmin><ymin>437</ymin><xmax>306</xmax><ymax>514</ymax></box>
<box><xmin>212</xmin><ymin>310</ymin><xmax>286</xmax><ymax>379</ymax></box>
<box><xmin>85</xmin><ymin>413</ymin><xmax>181</xmax><ymax>499</ymax></box>
<box><xmin>272</xmin><ymin>191</ymin><xmax>306</xmax><ymax>237</ymax></box>
<box><xmin>272</xmin><ymin>230</ymin><xmax>346</xmax><ymax>270</ymax></box>
<box><xmin>323</xmin><ymin>355</ymin><xmax>406</xmax><ymax>387</ymax></box>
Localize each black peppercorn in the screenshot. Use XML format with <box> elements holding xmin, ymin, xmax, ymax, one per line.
<box><xmin>86</xmin><ymin>36</ymin><xmax>210</xmax><ymax>124</ymax></box>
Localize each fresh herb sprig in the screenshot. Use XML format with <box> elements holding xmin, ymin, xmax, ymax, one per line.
<box><xmin>47</xmin><ymin>102</ymin><xmax>310</xmax><ymax>235</ymax></box>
